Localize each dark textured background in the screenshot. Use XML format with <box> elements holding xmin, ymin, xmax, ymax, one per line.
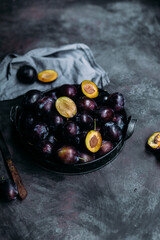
<box><xmin>0</xmin><ymin>0</ymin><xmax>160</xmax><ymax>239</ymax></box>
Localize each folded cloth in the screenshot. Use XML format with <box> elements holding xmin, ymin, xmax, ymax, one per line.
<box><xmin>0</xmin><ymin>43</ymin><xmax>109</xmax><ymax>101</ymax></box>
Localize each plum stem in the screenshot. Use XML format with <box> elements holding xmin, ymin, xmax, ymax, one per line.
<box><xmin>78</xmin><ymin>157</ymin><xmax>86</xmax><ymax>162</ymax></box>
<box><xmin>1</xmin><ymin>176</ymin><xmax>5</xmax><ymax>181</ymax></box>
<box><xmin>54</xmin><ymin>137</ymin><xmax>58</xmax><ymax>142</ymax></box>
<box><xmin>94</xmin><ymin>119</ymin><xmax>96</xmax><ymax>131</ymax></box>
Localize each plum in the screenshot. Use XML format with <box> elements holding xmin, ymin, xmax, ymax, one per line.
<box><xmin>76</xmin><ymin>111</ymin><xmax>93</xmax><ymax>130</ymax></box>
<box><xmin>58</xmin><ymin>84</ymin><xmax>78</xmax><ymax>99</ymax></box>
<box><xmin>49</xmin><ymin>113</ymin><xmax>64</xmax><ymax>131</ymax></box>
<box><xmin>27</xmin><ymin>123</ymin><xmax>49</xmax><ymax>144</ymax></box>
<box><xmin>113</xmin><ymin>113</ymin><xmax>125</xmax><ymax>130</ymax></box>
<box><xmin>22</xmin><ymin>90</ymin><xmax>42</xmax><ymax>109</ymax></box>
<box><xmin>36</xmin><ymin>96</ymin><xmax>55</xmax><ymax>116</ymax></box>
<box><xmin>106</xmin><ymin>92</ymin><xmax>124</xmax><ymax>112</ymax></box>
<box><xmin>81</xmin><ymin>80</ymin><xmax>98</xmax><ymax>98</ymax></box>
<box><xmin>55</xmin><ymin>97</ymin><xmax>77</xmax><ymax>118</ymax></box>
<box><xmin>38</xmin><ymin>70</ymin><xmax>58</xmax><ymax>83</ymax></box>
<box><xmin>78</xmin><ymin>152</ymin><xmax>95</xmax><ymax>163</ymax></box>
<box><xmin>103</xmin><ymin>122</ymin><xmax>122</xmax><ymax>142</ymax></box>
<box><xmin>36</xmin><ymin>140</ymin><xmax>57</xmax><ymax>158</ymax></box>
<box><xmin>57</xmin><ymin>146</ymin><xmax>79</xmax><ymax>164</ymax></box>
<box><xmin>85</xmin><ymin>130</ymin><xmax>102</xmax><ymax>153</ymax></box>
<box><xmin>77</xmin><ymin>96</ymin><xmax>97</xmax><ymax>112</ymax></box>
<box><xmin>96</xmin><ymin>90</ymin><xmax>109</xmax><ymax>105</ymax></box>
<box><xmin>0</xmin><ymin>179</ymin><xmax>18</xmax><ymax>201</ymax></box>
<box><xmin>61</xmin><ymin>122</ymin><xmax>80</xmax><ymax>144</ymax></box>
<box><xmin>45</xmin><ymin>90</ymin><xmax>58</xmax><ymax>101</ymax></box>
<box><xmin>17</xmin><ymin>65</ymin><xmax>37</xmax><ymax>84</ymax></box>
<box><xmin>96</xmin><ymin>106</ymin><xmax>114</xmax><ymax>122</ymax></box>
<box><xmin>98</xmin><ymin>140</ymin><xmax>114</xmax><ymax>157</ymax></box>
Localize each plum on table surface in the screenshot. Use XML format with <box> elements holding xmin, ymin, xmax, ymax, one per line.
<box><xmin>0</xmin><ymin>179</ymin><xmax>18</xmax><ymax>201</ymax></box>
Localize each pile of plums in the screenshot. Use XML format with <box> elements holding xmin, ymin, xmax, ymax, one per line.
<box><xmin>18</xmin><ymin>81</ymin><xmax>126</xmax><ymax>164</ymax></box>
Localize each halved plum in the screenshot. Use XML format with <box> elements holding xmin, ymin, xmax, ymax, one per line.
<box><xmin>148</xmin><ymin>132</ymin><xmax>160</xmax><ymax>150</ymax></box>
<box><xmin>55</xmin><ymin>97</ymin><xmax>77</xmax><ymax>118</ymax></box>
<box><xmin>38</xmin><ymin>70</ymin><xmax>58</xmax><ymax>83</ymax></box>
<box><xmin>81</xmin><ymin>80</ymin><xmax>98</xmax><ymax>98</ymax></box>
<box><xmin>85</xmin><ymin>130</ymin><xmax>102</xmax><ymax>153</ymax></box>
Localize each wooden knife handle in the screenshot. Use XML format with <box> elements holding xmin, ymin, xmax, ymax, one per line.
<box><xmin>6</xmin><ymin>159</ymin><xmax>28</xmax><ymax>200</ymax></box>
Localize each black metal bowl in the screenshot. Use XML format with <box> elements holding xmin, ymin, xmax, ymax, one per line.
<box><xmin>10</xmin><ymin>88</ymin><xmax>137</xmax><ymax>175</ymax></box>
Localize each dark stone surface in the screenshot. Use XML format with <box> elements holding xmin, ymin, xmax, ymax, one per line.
<box><xmin>0</xmin><ymin>0</ymin><xmax>160</xmax><ymax>239</ymax></box>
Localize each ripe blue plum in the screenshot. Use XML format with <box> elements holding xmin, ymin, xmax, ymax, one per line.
<box><xmin>106</xmin><ymin>92</ymin><xmax>124</xmax><ymax>112</ymax></box>
<box><xmin>57</xmin><ymin>146</ymin><xmax>79</xmax><ymax>164</ymax></box>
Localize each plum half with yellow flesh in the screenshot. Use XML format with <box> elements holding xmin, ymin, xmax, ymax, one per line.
<box><xmin>81</xmin><ymin>80</ymin><xmax>99</xmax><ymax>98</ymax></box>
<box><xmin>85</xmin><ymin>130</ymin><xmax>102</xmax><ymax>153</ymax></box>
<box><xmin>148</xmin><ymin>132</ymin><xmax>160</xmax><ymax>150</ymax></box>
<box><xmin>55</xmin><ymin>96</ymin><xmax>77</xmax><ymax>118</ymax></box>
<box><xmin>38</xmin><ymin>70</ymin><xmax>58</xmax><ymax>83</ymax></box>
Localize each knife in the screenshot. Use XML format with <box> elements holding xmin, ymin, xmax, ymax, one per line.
<box><xmin>0</xmin><ymin>129</ymin><xmax>27</xmax><ymax>200</ymax></box>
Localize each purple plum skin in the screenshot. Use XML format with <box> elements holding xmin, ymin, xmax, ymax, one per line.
<box><xmin>0</xmin><ymin>179</ymin><xmax>18</xmax><ymax>201</ymax></box>
<box><xmin>98</xmin><ymin>140</ymin><xmax>114</xmax><ymax>156</ymax></box>
<box><xmin>57</xmin><ymin>146</ymin><xmax>78</xmax><ymax>164</ymax></box>
<box><xmin>22</xmin><ymin>90</ymin><xmax>42</xmax><ymax>109</ymax></box>
<box><xmin>58</xmin><ymin>84</ymin><xmax>78</xmax><ymax>99</ymax></box>
<box><xmin>77</xmin><ymin>96</ymin><xmax>97</xmax><ymax>111</ymax></box>
<box><xmin>106</xmin><ymin>92</ymin><xmax>124</xmax><ymax>112</ymax></box>
<box><xmin>103</xmin><ymin>122</ymin><xmax>122</xmax><ymax>142</ymax></box>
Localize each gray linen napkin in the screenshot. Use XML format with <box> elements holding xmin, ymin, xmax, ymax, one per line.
<box><xmin>0</xmin><ymin>43</ymin><xmax>109</xmax><ymax>100</ymax></box>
